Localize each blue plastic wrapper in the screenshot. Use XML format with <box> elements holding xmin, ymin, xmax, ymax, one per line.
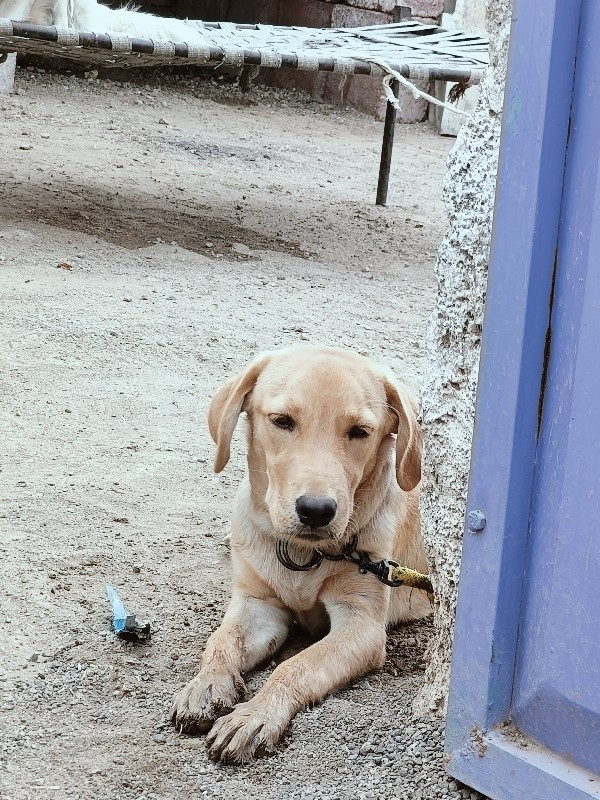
<box><xmin>106</xmin><ymin>585</ymin><xmax>128</xmax><ymax>633</ymax></box>
<box><xmin>106</xmin><ymin>585</ymin><xmax>151</xmax><ymax>641</ymax></box>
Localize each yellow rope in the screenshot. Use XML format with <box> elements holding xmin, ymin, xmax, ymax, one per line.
<box><xmin>389</xmin><ymin>564</ymin><xmax>433</xmax><ymax>595</ymax></box>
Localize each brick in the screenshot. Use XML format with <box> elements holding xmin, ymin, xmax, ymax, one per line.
<box><xmin>323</xmin><ymin>0</ymin><xmax>442</xmax><ymax>14</ymax></box>
<box><xmin>331</xmin><ymin>6</ymin><xmax>391</xmax><ymax>27</ymax></box>
<box><xmin>323</xmin><ymin>0</ymin><xmax>398</xmax><ymax>12</ymax></box>
<box><xmin>227</xmin><ymin>0</ymin><xmax>280</xmax><ymax>24</ymax></box>
<box><xmin>177</xmin><ymin>0</ymin><xmax>279</xmax><ymax>23</ymax></box>
<box><xmin>259</xmin><ymin>66</ymin><xmax>427</xmax><ymax>123</ymax></box>
<box><xmin>342</xmin><ymin>73</ymin><xmax>427</xmax><ymax>121</ymax></box>
<box><xmin>278</xmin><ymin>0</ymin><xmax>334</xmax><ymax>28</ymax></box>
<box><xmin>405</xmin><ymin>0</ymin><xmax>443</xmax><ymax>16</ymax></box>
<box><xmin>176</xmin><ymin>1</ymin><xmax>228</xmax><ymax>20</ymax></box>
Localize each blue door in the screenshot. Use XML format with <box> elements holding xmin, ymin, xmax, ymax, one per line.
<box><xmin>445</xmin><ymin>1</ymin><xmax>600</xmax><ymax>798</ymax></box>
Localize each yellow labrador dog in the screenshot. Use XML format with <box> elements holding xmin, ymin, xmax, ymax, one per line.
<box><xmin>171</xmin><ymin>346</ymin><xmax>431</xmax><ymax>763</ymax></box>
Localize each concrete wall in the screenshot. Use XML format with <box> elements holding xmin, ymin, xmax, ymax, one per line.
<box><xmin>413</xmin><ymin>0</ymin><xmax>513</xmax><ymax>716</ymax></box>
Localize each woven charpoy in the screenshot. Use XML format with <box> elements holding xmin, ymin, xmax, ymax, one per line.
<box><xmin>0</xmin><ymin>18</ymin><xmax>488</xmax><ymax>84</ymax></box>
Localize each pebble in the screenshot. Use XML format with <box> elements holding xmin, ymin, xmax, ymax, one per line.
<box><xmin>232</xmin><ymin>242</ymin><xmax>253</xmax><ymax>255</ymax></box>
<box><xmin>152</xmin><ymin>734</ymin><xmax>167</xmax><ymax>744</ymax></box>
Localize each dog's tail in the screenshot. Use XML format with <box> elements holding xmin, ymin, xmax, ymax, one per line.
<box><xmin>72</xmin><ymin>0</ymin><xmax>207</xmax><ymax>44</ymax></box>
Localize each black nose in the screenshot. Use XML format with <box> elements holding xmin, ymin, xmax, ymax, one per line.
<box><xmin>295</xmin><ymin>494</ymin><xmax>337</xmax><ymax>528</ymax></box>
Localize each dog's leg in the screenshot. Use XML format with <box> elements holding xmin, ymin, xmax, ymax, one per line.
<box><xmin>1</xmin><ymin>0</ymin><xmax>55</xmax><ymax>23</ymax></box>
<box><xmin>171</xmin><ymin>591</ymin><xmax>292</xmax><ymax>734</ymax></box>
<box><xmin>50</xmin><ymin>0</ymin><xmax>70</xmax><ymax>27</ymax></box>
<box><xmin>206</xmin><ymin>575</ymin><xmax>388</xmax><ymax>764</ymax></box>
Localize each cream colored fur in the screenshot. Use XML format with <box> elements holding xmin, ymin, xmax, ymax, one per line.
<box><xmin>171</xmin><ymin>346</ymin><xmax>431</xmax><ymax>764</ymax></box>
<box><xmin>0</xmin><ymin>0</ymin><xmax>206</xmax><ymax>43</ymax></box>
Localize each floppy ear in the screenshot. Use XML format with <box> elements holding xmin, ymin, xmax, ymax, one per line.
<box><xmin>208</xmin><ymin>353</ymin><xmax>272</xmax><ymax>473</ymax></box>
<box><xmin>383</xmin><ymin>375</ymin><xmax>423</xmax><ymax>492</ymax></box>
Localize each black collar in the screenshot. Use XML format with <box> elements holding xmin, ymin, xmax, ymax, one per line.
<box><xmin>275</xmin><ymin>535</ymin><xmax>412</xmax><ymax>588</ymax></box>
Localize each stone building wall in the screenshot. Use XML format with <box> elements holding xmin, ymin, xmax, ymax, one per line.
<box><xmin>139</xmin><ymin>0</ymin><xmax>444</xmax><ymax>121</ymax></box>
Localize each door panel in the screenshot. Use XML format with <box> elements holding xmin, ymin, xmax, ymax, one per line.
<box><xmin>511</xmin><ymin>0</ymin><xmax>600</xmax><ymax>775</ymax></box>
<box><xmin>445</xmin><ymin>1</ymin><xmax>600</xmax><ymax>797</ymax></box>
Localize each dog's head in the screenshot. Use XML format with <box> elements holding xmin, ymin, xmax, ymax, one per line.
<box><xmin>208</xmin><ymin>346</ymin><xmax>421</xmax><ymax>547</ymax></box>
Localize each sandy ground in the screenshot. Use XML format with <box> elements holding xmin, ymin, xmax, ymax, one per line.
<box><xmin>0</xmin><ymin>67</ymin><xmax>483</xmax><ymax>800</ymax></box>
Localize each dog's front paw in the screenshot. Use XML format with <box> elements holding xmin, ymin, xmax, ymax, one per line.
<box><xmin>205</xmin><ymin>699</ymin><xmax>287</xmax><ymax>764</ymax></box>
<box><xmin>171</xmin><ymin>672</ymin><xmax>245</xmax><ymax>735</ymax></box>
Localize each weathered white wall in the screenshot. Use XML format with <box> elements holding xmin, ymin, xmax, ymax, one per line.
<box><xmin>414</xmin><ymin>0</ymin><xmax>513</xmax><ymax>716</ymax></box>
<box><xmin>437</xmin><ymin>0</ymin><xmax>487</xmax><ymax>136</ymax></box>
<box><xmin>0</xmin><ymin>53</ymin><xmax>16</xmax><ymax>95</ymax></box>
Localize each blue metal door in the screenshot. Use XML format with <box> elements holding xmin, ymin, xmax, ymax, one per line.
<box><xmin>445</xmin><ymin>1</ymin><xmax>600</xmax><ymax>798</ymax></box>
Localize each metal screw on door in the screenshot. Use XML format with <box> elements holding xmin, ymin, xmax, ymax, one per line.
<box><xmin>467</xmin><ymin>509</ymin><xmax>486</xmax><ymax>533</ymax></box>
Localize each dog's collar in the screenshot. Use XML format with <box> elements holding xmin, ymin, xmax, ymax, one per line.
<box><xmin>275</xmin><ymin>535</ymin><xmax>423</xmax><ymax>589</ymax></box>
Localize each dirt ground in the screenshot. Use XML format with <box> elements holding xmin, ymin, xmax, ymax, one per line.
<box><xmin>0</xmin><ymin>67</ymin><xmax>481</xmax><ymax>800</ymax></box>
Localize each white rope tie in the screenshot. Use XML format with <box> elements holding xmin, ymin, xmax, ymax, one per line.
<box><xmin>151</xmin><ymin>40</ymin><xmax>176</xmax><ymax>57</ymax></box>
<box><xmin>55</xmin><ymin>27</ymin><xmax>79</xmax><ymax>45</ymax></box>
<box><xmin>370</xmin><ymin>58</ymin><xmax>470</xmax><ymax>115</ymax></box>
<box><xmin>108</xmin><ymin>35</ymin><xmax>132</xmax><ymax>52</ymax></box>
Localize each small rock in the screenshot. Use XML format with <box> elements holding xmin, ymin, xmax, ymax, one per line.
<box><xmin>359</xmin><ymin>741</ymin><xmax>373</xmax><ymax>756</ymax></box>
<box><xmin>19</xmin><ymin>144</ymin><xmax>33</xmax><ymax>151</ymax></box>
<box><xmin>132</xmin><ymin>566</ymin><xmax>141</xmax><ymax>574</ymax></box>
<box><xmin>232</xmin><ymin>242</ymin><xmax>252</xmax><ymax>255</ymax></box>
<box><xmin>153</xmin><ymin>734</ymin><xmax>167</xmax><ymax>744</ymax></box>
<box><xmin>158</xmin><ymin>117</ymin><xmax>170</xmax><ymax>125</ymax></box>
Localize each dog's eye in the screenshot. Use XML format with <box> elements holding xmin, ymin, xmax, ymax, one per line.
<box><xmin>348</xmin><ymin>425</ymin><xmax>370</xmax><ymax>440</ymax></box>
<box><xmin>272</xmin><ymin>415</ymin><xmax>295</xmax><ymax>432</ymax></box>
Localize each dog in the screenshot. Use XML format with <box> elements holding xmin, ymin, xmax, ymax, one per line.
<box><xmin>0</xmin><ymin>0</ymin><xmax>207</xmax><ymax>43</ymax></box>
<box><xmin>171</xmin><ymin>346</ymin><xmax>431</xmax><ymax>764</ymax></box>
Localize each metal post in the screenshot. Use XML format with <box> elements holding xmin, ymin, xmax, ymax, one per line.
<box><xmin>375</xmin><ymin>78</ymin><xmax>399</xmax><ymax>206</ymax></box>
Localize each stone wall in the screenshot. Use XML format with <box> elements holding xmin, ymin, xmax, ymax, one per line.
<box><xmin>413</xmin><ymin>0</ymin><xmax>513</xmax><ymax>716</ymax></box>
<box><xmin>145</xmin><ymin>0</ymin><xmax>444</xmax><ymax>121</ymax></box>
